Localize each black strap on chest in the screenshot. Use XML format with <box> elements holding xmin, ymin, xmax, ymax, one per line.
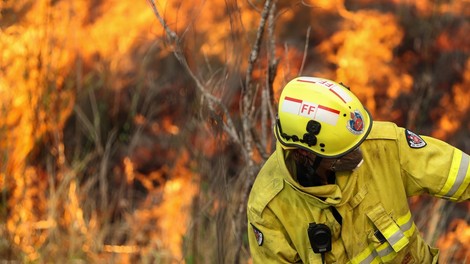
<box><xmin>330</xmin><ymin>206</ymin><xmax>343</xmax><ymax>225</ymax></box>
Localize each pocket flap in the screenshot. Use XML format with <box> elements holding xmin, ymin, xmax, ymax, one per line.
<box><xmin>366</xmin><ymin>204</ymin><xmax>409</xmax><ymax>252</ymax></box>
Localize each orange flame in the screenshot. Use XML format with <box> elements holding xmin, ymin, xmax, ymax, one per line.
<box><xmin>124</xmin><ymin>150</ymin><xmax>198</xmax><ymax>262</ymax></box>
<box><xmin>436</xmin><ymin>219</ymin><xmax>470</xmax><ymax>261</ymax></box>
<box><xmin>317</xmin><ymin>8</ymin><xmax>413</xmax><ymax>119</ymax></box>
<box><xmin>432</xmin><ymin>59</ymin><xmax>470</xmax><ymax>139</ymax></box>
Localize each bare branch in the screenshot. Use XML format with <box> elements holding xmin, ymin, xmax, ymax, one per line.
<box><xmin>235</xmin><ymin>1</ymin><xmax>279</xmax><ymax>263</ymax></box>
<box><xmin>259</xmin><ymin>0</ymin><xmax>278</xmax><ymax>158</ymax></box>
<box><xmin>241</xmin><ymin>0</ymin><xmax>273</xmax><ymax>165</ymax></box>
<box><xmin>266</xmin><ymin>0</ymin><xmax>279</xmax><ymax>123</ymax></box>
<box><xmin>244</xmin><ymin>0</ymin><xmax>273</xmax><ymax>93</ymax></box>
<box><xmin>298</xmin><ymin>26</ymin><xmax>311</xmax><ymax>76</ymax></box>
<box><xmin>148</xmin><ymin>0</ymin><xmax>242</xmax><ymax>147</ymax></box>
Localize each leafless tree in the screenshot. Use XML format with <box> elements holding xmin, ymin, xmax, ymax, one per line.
<box><xmin>148</xmin><ymin>0</ymin><xmax>279</xmax><ymax>262</ymax></box>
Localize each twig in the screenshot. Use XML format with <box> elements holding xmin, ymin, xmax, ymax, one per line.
<box><xmin>239</xmin><ymin>0</ymin><xmax>273</xmax><ymax>169</ymax></box>
<box><xmin>298</xmin><ymin>26</ymin><xmax>311</xmax><ymax>76</ymax></box>
<box><xmin>244</xmin><ymin>0</ymin><xmax>273</xmax><ymax>102</ymax></box>
<box><xmin>266</xmin><ymin>0</ymin><xmax>278</xmax><ymax>133</ymax></box>
<box><xmin>258</xmin><ymin>0</ymin><xmax>278</xmax><ymax>158</ymax></box>
<box><xmin>147</xmin><ymin>0</ymin><xmax>242</xmax><ymax>147</ymax></box>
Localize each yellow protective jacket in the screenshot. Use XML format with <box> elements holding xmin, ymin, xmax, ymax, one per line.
<box><xmin>247</xmin><ymin>121</ymin><xmax>470</xmax><ymax>263</ymax></box>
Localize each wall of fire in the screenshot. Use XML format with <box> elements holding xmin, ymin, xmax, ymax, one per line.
<box><xmin>0</xmin><ymin>0</ymin><xmax>468</xmax><ymax>263</ymax></box>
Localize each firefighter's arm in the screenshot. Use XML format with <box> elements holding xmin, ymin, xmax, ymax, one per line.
<box><xmin>434</xmin><ymin>146</ymin><xmax>470</xmax><ymax>201</ymax></box>
<box><xmin>399</xmin><ymin>129</ymin><xmax>470</xmax><ymax>201</ymax></box>
<box><xmin>247</xmin><ymin>207</ymin><xmax>301</xmax><ymax>264</ymax></box>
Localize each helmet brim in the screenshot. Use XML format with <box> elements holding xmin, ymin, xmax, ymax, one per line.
<box><xmin>275</xmin><ymin>108</ymin><xmax>373</xmax><ymax>158</ymax></box>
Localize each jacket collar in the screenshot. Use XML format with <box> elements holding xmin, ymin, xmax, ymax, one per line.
<box><xmin>275</xmin><ymin>141</ymin><xmax>359</xmax><ymax>207</ymax></box>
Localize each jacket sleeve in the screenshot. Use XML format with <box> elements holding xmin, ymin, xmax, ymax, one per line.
<box><xmin>247</xmin><ymin>207</ymin><xmax>301</xmax><ymax>263</ymax></box>
<box><xmin>398</xmin><ymin>128</ymin><xmax>470</xmax><ymax>201</ymax></box>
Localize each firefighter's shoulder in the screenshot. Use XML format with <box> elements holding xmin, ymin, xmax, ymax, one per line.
<box><xmin>247</xmin><ymin>154</ymin><xmax>285</xmax><ymax>217</ymax></box>
<box><xmin>366</xmin><ymin>121</ymin><xmax>400</xmax><ymax>141</ymax></box>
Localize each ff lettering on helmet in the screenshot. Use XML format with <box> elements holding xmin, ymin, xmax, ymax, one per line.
<box><xmin>281</xmin><ymin>96</ymin><xmax>341</xmax><ymax>126</ymax></box>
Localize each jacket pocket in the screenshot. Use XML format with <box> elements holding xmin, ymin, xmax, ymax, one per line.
<box><xmin>366</xmin><ymin>204</ymin><xmax>410</xmax><ymax>263</ymax></box>
<box><xmin>429</xmin><ymin>245</ymin><xmax>439</xmax><ymax>264</ymax></box>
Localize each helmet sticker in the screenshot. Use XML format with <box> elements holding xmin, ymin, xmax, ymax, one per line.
<box><xmin>282</xmin><ymin>96</ymin><xmax>340</xmax><ymax>125</ymax></box>
<box><xmin>297</xmin><ymin>77</ymin><xmax>353</xmax><ymax>103</ymax></box>
<box><xmin>282</xmin><ymin>96</ymin><xmax>303</xmax><ymax>115</ymax></box>
<box><xmin>346</xmin><ymin>110</ymin><xmax>365</xmax><ymax>135</ymax></box>
<box><xmin>405</xmin><ymin>129</ymin><xmax>427</xmax><ymax>148</ymax></box>
<box><xmin>251</xmin><ymin>224</ymin><xmax>264</xmax><ymax>246</ymax></box>
<box><xmin>316</xmin><ymin>105</ymin><xmax>340</xmax><ymax>125</ymax></box>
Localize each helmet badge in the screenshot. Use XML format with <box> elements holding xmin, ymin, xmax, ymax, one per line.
<box><xmin>347</xmin><ymin>110</ymin><xmax>364</xmax><ymax>135</ymax></box>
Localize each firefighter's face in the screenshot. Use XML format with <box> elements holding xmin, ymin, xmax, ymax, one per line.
<box><xmin>296</xmin><ymin>147</ymin><xmax>363</xmax><ymax>172</ymax></box>
<box><xmin>327</xmin><ymin>147</ymin><xmax>363</xmax><ymax>172</ymax></box>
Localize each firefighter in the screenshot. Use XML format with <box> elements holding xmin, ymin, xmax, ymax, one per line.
<box><xmin>247</xmin><ymin>76</ymin><xmax>470</xmax><ymax>263</ymax></box>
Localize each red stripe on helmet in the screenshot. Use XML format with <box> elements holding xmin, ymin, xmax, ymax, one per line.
<box><xmin>329</xmin><ymin>88</ymin><xmax>347</xmax><ymax>103</ymax></box>
<box><xmin>284</xmin><ymin>96</ymin><xmax>303</xmax><ymax>103</ymax></box>
<box><xmin>318</xmin><ymin>104</ymin><xmax>340</xmax><ymax>114</ymax></box>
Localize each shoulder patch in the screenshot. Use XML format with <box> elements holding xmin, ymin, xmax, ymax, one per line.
<box><xmin>251</xmin><ymin>224</ymin><xmax>264</xmax><ymax>246</ymax></box>
<box><xmin>405</xmin><ymin>129</ymin><xmax>426</xmax><ymax>149</ymax></box>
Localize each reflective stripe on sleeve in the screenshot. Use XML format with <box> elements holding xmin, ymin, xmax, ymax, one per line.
<box><xmin>437</xmin><ymin>150</ymin><xmax>470</xmax><ymax>200</ymax></box>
